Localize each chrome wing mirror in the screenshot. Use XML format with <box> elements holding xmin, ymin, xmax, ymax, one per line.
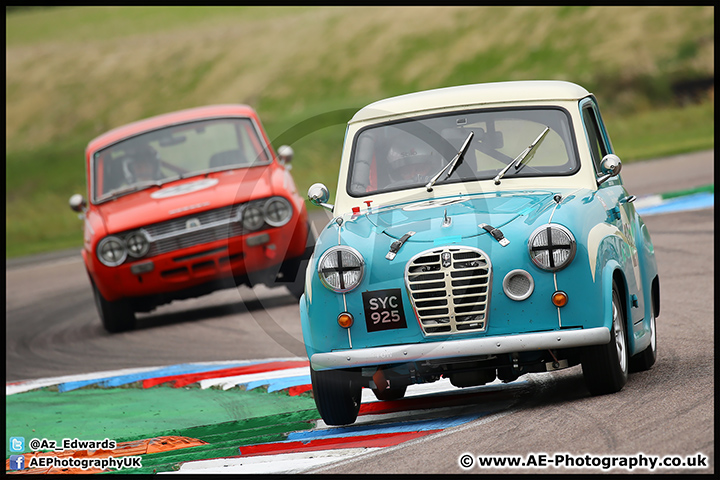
<box><xmin>277</xmin><ymin>145</ymin><xmax>294</xmax><ymax>168</ymax></box>
<box><xmin>308</xmin><ymin>183</ymin><xmax>333</xmax><ymax>211</ymax></box>
<box><xmin>69</xmin><ymin>194</ymin><xmax>87</xmax><ymax>214</ymax></box>
<box><xmin>596</xmin><ymin>154</ymin><xmax>622</xmax><ymax>186</ymax></box>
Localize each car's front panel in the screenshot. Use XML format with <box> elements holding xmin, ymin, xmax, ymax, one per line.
<box><xmin>91</xmin><ymin>198</ymin><xmax>307</xmax><ymax>302</ymax></box>
<box><xmin>302</xmin><ymin>190</ymin><xmax>610</xmax><ymax>362</ymax></box>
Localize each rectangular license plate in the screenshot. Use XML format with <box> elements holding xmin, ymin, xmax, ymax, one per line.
<box><xmin>362</xmin><ymin>288</ymin><xmax>408</xmax><ymax>333</ymax></box>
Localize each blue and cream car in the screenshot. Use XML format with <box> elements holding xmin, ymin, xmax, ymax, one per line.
<box><xmin>301</xmin><ymin>81</ymin><xmax>659</xmax><ymax>425</ymax></box>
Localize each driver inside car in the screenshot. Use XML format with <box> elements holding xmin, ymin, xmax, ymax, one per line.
<box><xmin>385</xmin><ymin>135</ymin><xmax>441</xmax><ymax>186</ymax></box>
<box><xmin>122</xmin><ymin>145</ymin><xmax>163</xmax><ymax>184</ymax></box>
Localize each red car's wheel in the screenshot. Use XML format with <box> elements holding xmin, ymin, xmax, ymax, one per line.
<box><xmin>92</xmin><ymin>282</ymin><xmax>135</xmax><ymax>333</ymax></box>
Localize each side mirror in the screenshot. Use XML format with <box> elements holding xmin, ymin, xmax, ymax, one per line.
<box><xmin>277</xmin><ymin>145</ymin><xmax>294</xmax><ymax>166</ymax></box>
<box><xmin>308</xmin><ymin>183</ymin><xmax>333</xmax><ymax>211</ymax></box>
<box><xmin>596</xmin><ymin>154</ymin><xmax>622</xmax><ymax>186</ymax></box>
<box><xmin>69</xmin><ymin>194</ymin><xmax>87</xmax><ymax>213</ymax></box>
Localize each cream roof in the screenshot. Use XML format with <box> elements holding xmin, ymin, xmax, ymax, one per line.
<box><xmin>350</xmin><ymin>80</ymin><xmax>590</xmax><ymax>124</ymax></box>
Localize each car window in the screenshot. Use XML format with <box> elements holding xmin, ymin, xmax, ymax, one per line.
<box><xmin>581</xmin><ymin>104</ymin><xmax>609</xmax><ymax>174</ymax></box>
<box><xmin>347</xmin><ymin>107</ymin><xmax>578</xmax><ymax>196</ymax></box>
<box><xmin>92</xmin><ymin>118</ymin><xmax>271</xmax><ymax>202</ymax></box>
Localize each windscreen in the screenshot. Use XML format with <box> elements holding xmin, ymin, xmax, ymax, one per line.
<box><xmin>347</xmin><ymin>107</ymin><xmax>578</xmax><ymax>196</ymax></box>
<box><xmin>92</xmin><ymin>118</ymin><xmax>271</xmax><ymax>202</ymax></box>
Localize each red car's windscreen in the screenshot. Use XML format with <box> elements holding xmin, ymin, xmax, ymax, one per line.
<box><xmin>92</xmin><ymin>118</ymin><xmax>271</xmax><ymax>203</ymax></box>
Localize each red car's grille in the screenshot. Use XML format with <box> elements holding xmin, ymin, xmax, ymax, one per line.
<box><xmin>144</xmin><ymin>205</ymin><xmax>239</xmax><ymax>239</ymax></box>
<box><xmin>118</xmin><ymin>204</ymin><xmax>248</xmax><ymax>258</ymax></box>
<box><xmin>148</xmin><ymin>223</ymin><xmax>244</xmax><ymax>256</ymax></box>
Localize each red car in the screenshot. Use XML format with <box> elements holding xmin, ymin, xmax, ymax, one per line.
<box><xmin>69</xmin><ymin>105</ymin><xmax>312</xmax><ymax>333</ymax></box>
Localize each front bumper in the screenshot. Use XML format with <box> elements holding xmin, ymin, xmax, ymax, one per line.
<box><xmin>310</xmin><ymin>326</ymin><xmax>610</xmax><ymax>371</ymax></box>
<box><xmin>90</xmin><ymin>219</ymin><xmax>308</xmax><ymax>302</ymax></box>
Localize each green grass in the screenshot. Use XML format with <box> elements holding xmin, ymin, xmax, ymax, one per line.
<box><xmin>605</xmin><ymin>101</ymin><xmax>714</xmax><ymax>161</ymax></box>
<box><xmin>6</xmin><ymin>6</ymin><xmax>715</xmax><ymax>258</ymax></box>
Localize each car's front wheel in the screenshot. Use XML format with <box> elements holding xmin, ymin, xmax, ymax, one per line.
<box><xmin>92</xmin><ymin>282</ymin><xmax>135</xmax><ymax>333</ymax></box>
<box><xmin>311</xmin><ymin>367</ymin><xmax>362</xmax><ymax>426</ymax></box>
<box><xmin>582</xmin><ymin>283</ymin><xmax>629</xmax><ymax>395</ymax></box>
<box><xmin>630</xmin><ymin>313</ymin><xmax>657</xmax><ymax>372</ymax></box>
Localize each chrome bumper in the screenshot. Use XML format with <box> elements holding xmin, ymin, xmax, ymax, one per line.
<box><xmin>311</xmin><ymin>327</ymin><xmax>610</xmax><ymax>371</ymax></box>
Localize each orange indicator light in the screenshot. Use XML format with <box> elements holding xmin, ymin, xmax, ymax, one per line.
<box><xmin>552</xmin><ymin>291</ymin><xmax>568</xmax><ymax>307</ymax></box>
<box><xmin>337</xmin><ymin>312</ymin><xmax>354</xmax><ymax>328</ymax></box>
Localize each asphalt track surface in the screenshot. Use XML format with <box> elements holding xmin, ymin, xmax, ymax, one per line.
<box><xmin>5</xmin><ymin>150</ymin><xmax>714</xmax><ymax>473</ymax></box>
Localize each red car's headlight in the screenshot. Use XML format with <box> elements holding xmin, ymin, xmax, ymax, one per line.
<box><xmin>263</xmin><ymin>197</ymin><xmax>292</xmax><ymax>227</ymax></box>
<box><xmin>97</xmin><ymin>236</ymin><xmax>127</xmax><ymax>267</ymax></box>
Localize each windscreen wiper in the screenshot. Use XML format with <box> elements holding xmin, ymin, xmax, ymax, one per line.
<box><xmin>425</xmin><ymin>131</ymin><xmax>475</xmax><ymax>192</ymax></box>
<box><xmin>493</xmin><ymin>126</ymin><xmax>550</xmax><ymax>185</ymax></box>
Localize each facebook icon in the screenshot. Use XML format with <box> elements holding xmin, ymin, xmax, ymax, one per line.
<box><xmin>10</xmin><ymin>455</ymin><xmax>25</xmax><ymax>471</ymax></box>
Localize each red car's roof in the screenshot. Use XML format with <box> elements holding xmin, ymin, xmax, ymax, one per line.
<box><xmin>86</xmin><ymin>104</ymin><xmax>261</xmax><ymax>153</ymax></box>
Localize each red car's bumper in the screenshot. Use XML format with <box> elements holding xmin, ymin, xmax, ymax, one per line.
<box><xmin>88</xmin><ymin>215</ymin><xmax>309</xmax><ymax>303</ymax></box>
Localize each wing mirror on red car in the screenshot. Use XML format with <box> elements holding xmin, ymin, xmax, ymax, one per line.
<box><xmin>69</xmin><ymin>194</ymin><xmax>87</xmax><ymax>213</ymax></box>
<box><xmin>277</xmin><ymin>145</ymin><xmax>294</xmax><ymax>166</ymax></box>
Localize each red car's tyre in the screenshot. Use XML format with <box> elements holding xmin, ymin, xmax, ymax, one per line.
<box><xmin>92</xmin><ymin>282</ymin><xmax>135</xmax><ymax>333</ymax></box>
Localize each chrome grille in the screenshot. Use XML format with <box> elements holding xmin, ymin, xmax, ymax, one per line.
<box><xmin>405</xmin><ymin>247</ymin><xmax>491</xmax><ymax>335</ymax></box>
<box><xmin>148</xmin><ymin>223</ymin><xmax>244</xmax><ymax>257</ymax></box>
<box><xmin>118</xmin><ymin>204</ymin><xmax>246</xmax><ymax>257</ymax></box>
<box><xmin>144</xmin><ymin>205</ymin><xmax>239</xmax><ymax>239</ymax></box>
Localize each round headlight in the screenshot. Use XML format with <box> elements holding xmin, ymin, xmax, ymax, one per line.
<box><xmin>528</xmin><ymin>224</ymin><xmax>576</xmax><ymax>272</ymax></box>
<box><xmin>242</xmin><ymin>205</ymin><xmax>265</xmax><ymax>231</ymax></box>
<box><xmin>97</xmin><ymin>236</ymin><xmax>127</xmax><ymax>267</ymax></box>
<box><xmin>264</xmin><ymin>197</ymin><xmax>292</xmax><ymax>227</ymax></box>
<box><xmin>318</xmin><ymin>246</ymin><xmax>364</xmax><ymax>292</ymax></box>
<box><xmin>125</xmin><ymin>231</ymin><xmax>150</xmax><ymax>258</ymax></box>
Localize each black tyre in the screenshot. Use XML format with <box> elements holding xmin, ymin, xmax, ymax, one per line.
<box><xmin>630</xmin><ymin>313</ymin><xmax>657</xmax><ymax>372</ymax></box>
<box><xmin>582</xmin><ymin>283</ymin><xmax>629</xmax><ymax>395</ymax></box>
<box><xmin>284</xmin><ymin>258</ymin><xmax>307</xmax><ymax>300</ymax></box>
<box><xmin>311</xmin><ymin>367</ymin><xmax>362</xmax><ymax>426</ymax></box>
<box><xmin>372</xmin><ymin>385</ymin><xmax>407</xmax><ymax>401</ymax></box>
<box><xmin>92</xmin><ymin>283</ymin><xmax>135</xmax><ymax>333</ymax></box>
<box><xmin>282</xmin><ymin>226</ymin><xmax>315</xmax><ymax>300</ymax></box>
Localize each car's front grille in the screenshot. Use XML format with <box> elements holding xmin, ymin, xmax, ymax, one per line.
<box><xmin>405</xmin><ymin>246</ymin><xmax>491</xmax><ymax>335</ymax></box>
<box><xmin>133</xmin><ymin>204</ymin><xmax>245</xmax><ymax>257</ymax></box>
<box><xmin>148</xmin><ymin>223</ymin><xmax>244</xmax><ymax>257</ymax></box>
<box><xmin>144</xmin><ymin>205</ymin><xmax>239</xmax><ymax>239</ymax></box>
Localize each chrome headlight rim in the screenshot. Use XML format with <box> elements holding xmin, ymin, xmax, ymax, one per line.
<box><xmin>125</xmin><ymin>230</ymin><xmax>150</xmax><ymax>258</ymax></box>
<box><xmin>97</xmin><ymin>235</ymin><xmax>127</xmax><ymax>267</ymax></box>
<box><xmin>317</xmin><ymin>245</ymin><xmax>365</xmax><ymax>293</ymax></box>
<box><xmin>242</xmin><ymin>204</ymin><xmax>265</xmax><ymax>231</ymax></box>
<box><xmin>263</xmin><ymin>196</ymin><xmax>293</xmax><ymax>227</ymax></box>
<box><xmin>528</xmin><ymin>223</ymin><xmax>577</xmax><ymax>272</ymax></box>
<box><xmin>502</xmin><ymin>269</ymin><xmax>535</xmax><ymax>301</ymax></box>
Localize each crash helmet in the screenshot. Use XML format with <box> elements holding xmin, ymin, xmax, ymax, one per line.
<box><xmin>386</xmin><ymin>134</ymin><xmax>439</xmax><ymax>182</ymax></box>
<box><xmin>122</xmin><ymin>144</ymin><xmax>161</xmax><ymax>183</ymax></box>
